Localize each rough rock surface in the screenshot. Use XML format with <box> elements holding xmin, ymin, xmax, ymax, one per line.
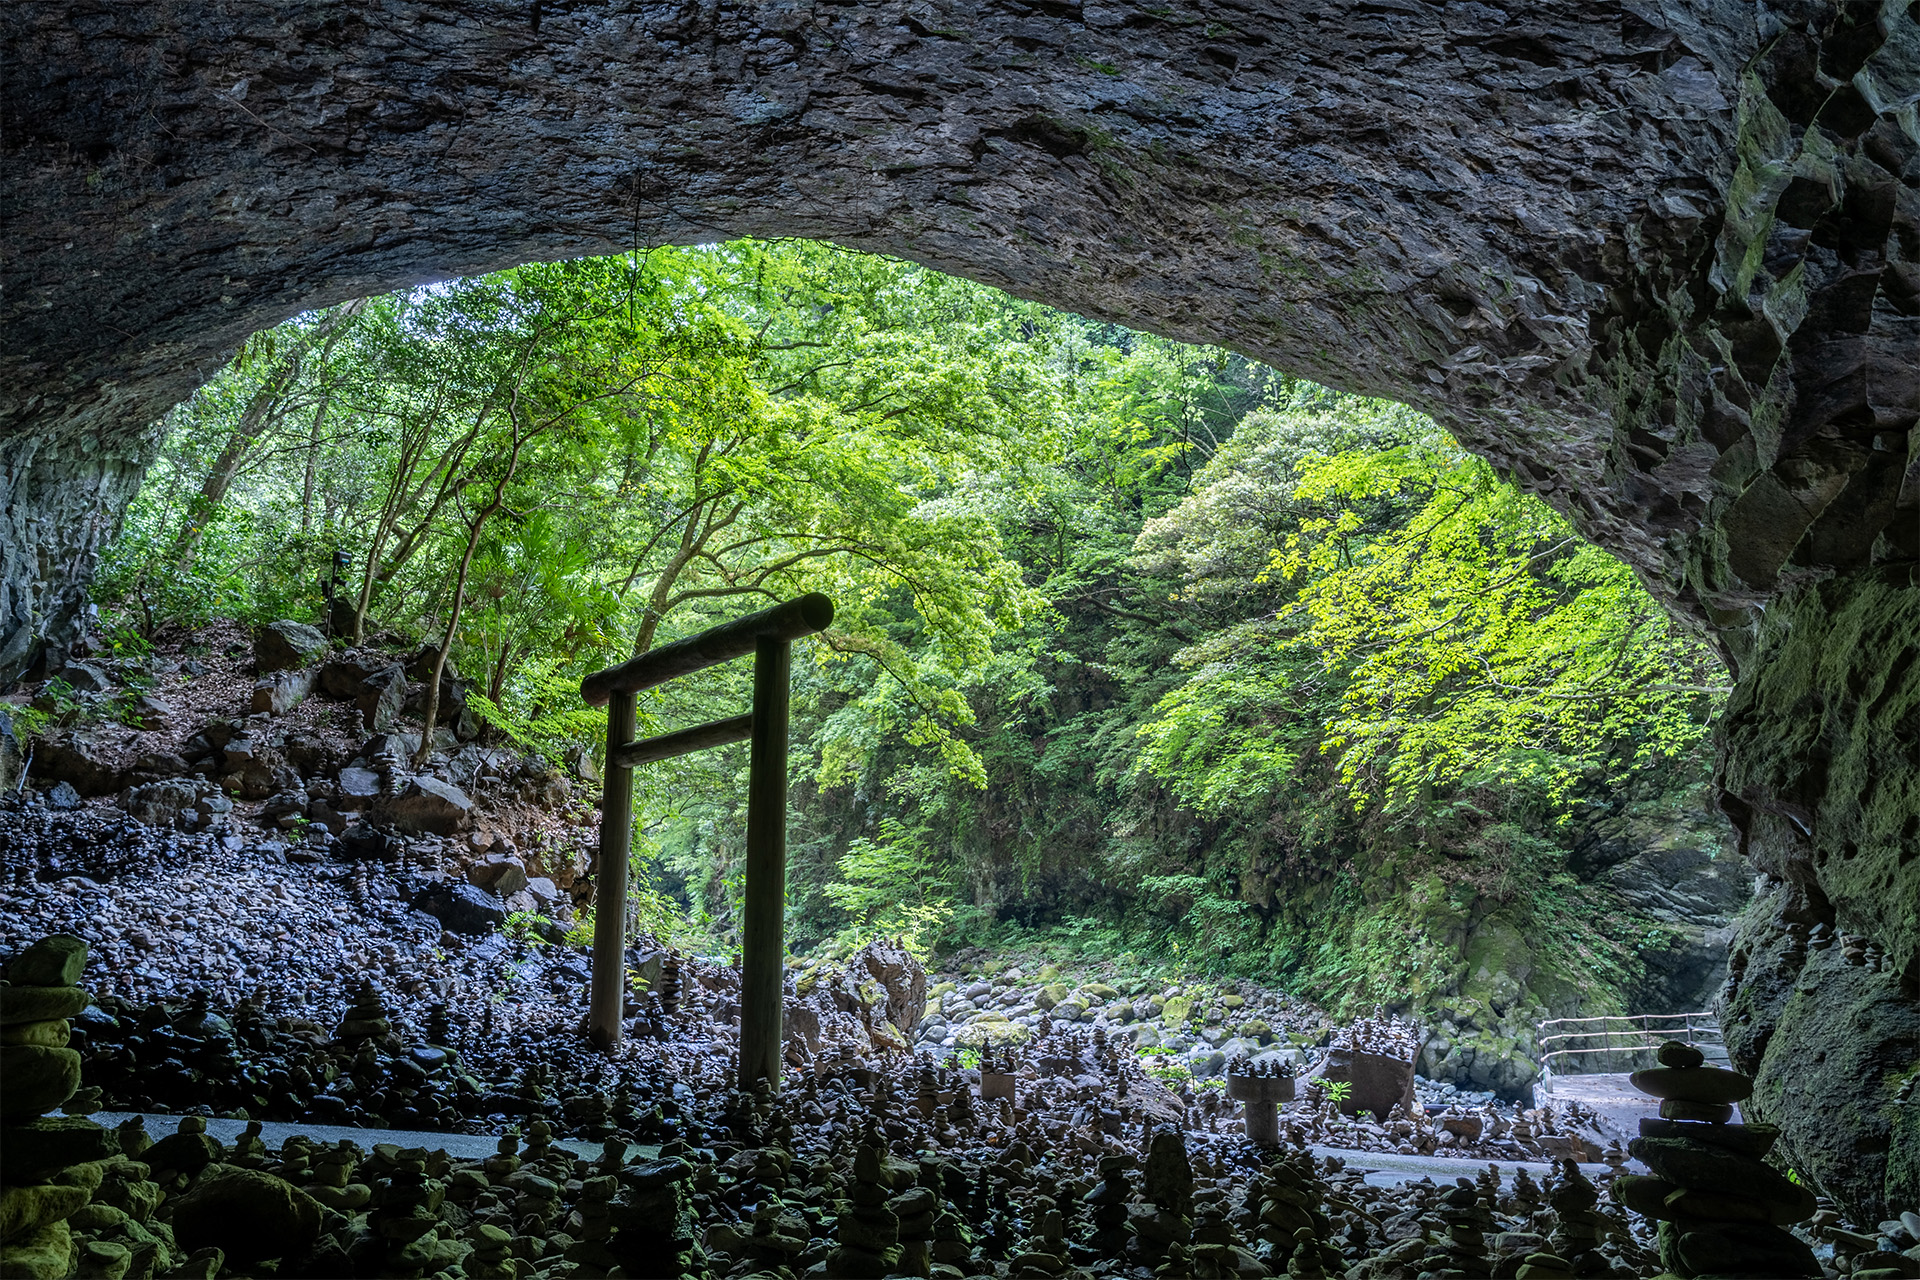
<box><xmin>1</xmin><ymin>0</ymin><xmax>1916</xmax><ymax>1222</ymax></box>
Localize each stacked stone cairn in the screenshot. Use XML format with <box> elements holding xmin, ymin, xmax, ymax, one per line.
<box><xmin>1615</xmin><ymin>1038</ymin><xmax>1820</xmax><ymax>1279</ymax></box>
<box><xmin>826</xmin><ymin>1128</ymin><xmax>908</xmax><ymax>1278</ymax></box>
<box><xmin>2</xmin><ymin>935</ymin><xmax>96</xmax><ymax>1278</ymax></box>
<box><xmin>334</xmin><ymin>975</ymin><xmax>395</xmax><ymax>1044</ymax></box>
<box><xmin>1132</xmin><ymin>1126</ymin><xmax>1195</xmax><ymax>1265</ymax></box>
<box><xmin>1415</xmin><ymin>1177</ymin><xmax>1498</xmax><ymax>1278</ymax></box>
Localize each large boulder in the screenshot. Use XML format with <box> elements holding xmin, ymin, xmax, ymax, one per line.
<box><xmin>354</xmin><ymin>665</ymin><xmax>405</xmax><ymax>734</ymax></box>
<box><xmin>844</xmin><ymin>939</ymin><xmax>928</xmax><ymax>1042</ymax></box>
<box><xmin>412</xmin><ymin>881</ymin><xmax>507</xmax><ymax>935</ymax></box>
<box><xmin>30</xmin><ymin>729</ymin><xmax>122</xmax><ymax>796</ymax></box>
<box><xmin>334</xmin><ymin>766</ymin><xmax>383</xmax><ymax>810</ymax></box>
<box><xmin>467</xmin><ymin>853</ymin><xmax>528</xmax><ymax>898</ymax></box>
<box><xmin>168</xmin><ymin>1165</ymin><xmax>322</xmax><ymax>1265</ymax></box>
<box><xmin>253</xmin><ymin>621</ymin><xmax>329</xmax><ymax>672</ymax></box>
<box><xmin>379</xmin><ymin>776</ymin><xmax>474</xmax><ymax>836</ymax></box>
<box><xmin>317</xmin><ymin>651</ymin><xmax>398</xmax><ymax>699</ymax></box>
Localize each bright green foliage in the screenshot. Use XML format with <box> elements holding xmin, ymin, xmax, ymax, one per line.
<box><xmin>1275</xmin><ymin>435</ymin><xmax>1725</xmax><ymax>816</ymax></box>
<box><xmin>94</xmin><ymin>239</ymin><xmax>1735</xmax><ymax>1065</ymax></box>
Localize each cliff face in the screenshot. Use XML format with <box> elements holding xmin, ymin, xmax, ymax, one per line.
<box><xmin>2</xmin><ymin>0</ymin><xmax>1914</xmax><ymax>1217</ymax></box>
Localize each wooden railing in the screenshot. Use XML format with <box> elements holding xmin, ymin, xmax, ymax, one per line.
<box><xmin>579</xmin><ymin>593</ymin><xmax>833</xmax><ymax>1089</ymax></box>
<box><xmin>1537</xmin><ymin>1011</ymin><xmax>1728</xmax><ymax>1084</ymax></box>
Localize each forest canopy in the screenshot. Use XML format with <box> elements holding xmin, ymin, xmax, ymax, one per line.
<box><xmin>97</xmin><ymin>239</ymin><xmax>1730</xmax><ymax>1035</ymax></box>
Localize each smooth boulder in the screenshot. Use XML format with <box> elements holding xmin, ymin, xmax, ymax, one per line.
<box><xmin>169</xmin><ymin>1165</ymin><xmax>322</xmax><ymax>1265</ymax></box>
<box><xmin>0</xmin><ymin>1046</ymin><xmax>82</xmax><ymax>1121</ymax></box>
<box><xmin>380</xmin><ymin>775</ymin><xmax>474</xmax><ymax>836</ymax></box>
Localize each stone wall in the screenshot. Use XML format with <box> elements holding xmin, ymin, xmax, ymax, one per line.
<box><xmin>1</xmin><ymin>0</ymin><xmax>1914</xmax><ymax>1219</ymax></box>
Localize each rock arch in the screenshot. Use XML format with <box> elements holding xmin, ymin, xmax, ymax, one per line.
<box><xmin>3</xmin><ymin>0</ymin><xmax>1916</xmax><ymax>1216</ymax></box>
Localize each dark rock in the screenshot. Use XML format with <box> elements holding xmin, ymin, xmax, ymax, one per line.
<box><xmin>32</xmin><ymin>731</ymin><xmax>122</xmax><ymax>796</ymax></box>
<box><xmin>316</xmin><ymin>651</ymin><xmax>398</xmax><ymax>699</ymax></box>
<box><xmin>354</xmin><ymin>665</ymin><xmax>405</xmax><ymax>734</ymax></box>
<box><xmin>0</xmin><ymin>708</ymin><xmax>19</xmax><ymax>794</ymax></box>
<box><xmin>57</xmin><ymin>661</ymin><xmax>111</xmax><ymax>692</ymax></box>
<box><xmin>0</xmin><ymin>1117</ymin><xmax>118</xmax><ymax>1182</ymax></box>
<box><xmin>412</xmin><ymin>881</ymin><xmax>507</xmax><ymax>935</ymax></box>
<box><xmin>44</xmin><ymin>782</ymin><xmax>83</xmax><ymax>812</ymax></box>
<box><xmin>335</xmin><ymin>766</ymin><xmax>382</xmax><ymax>810</ymax></box>
<box><xmin>339</xmin><ymin>821</ymin><xmax>392</xmax><ymax>860</ymax></box>
<box><xmin>125</xmin><ymin>693</ymin><xmax>171</xmax><ymax>730</ymax></box>
<box><xmin>253</xmin><ymin>621</ymin><xmax>329</xmax><ymax>672</ymax></box>
<box><xmin>169</xmin><ymin>1165</ymin><xmax>323</xmax><ymax>1265</ymax></box>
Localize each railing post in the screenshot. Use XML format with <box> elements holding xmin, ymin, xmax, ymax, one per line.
<box><xmin>739</xmin><ymin>635</ymin><xmax>790</xmax><ymax>1090</ymax></box>
<box><xmin>588</xmin><ymin>691</ymin><xmax>637</xmax><ymax>1050</ymax></box>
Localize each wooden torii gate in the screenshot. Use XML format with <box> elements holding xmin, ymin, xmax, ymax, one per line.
<box><xmin>578</xmin><ymin>593</ymin><xmax>834</xmax><ymax>1088</ymax></box>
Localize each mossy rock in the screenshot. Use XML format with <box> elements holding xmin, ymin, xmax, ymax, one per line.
<box><xmin>0</xmin><ymin>1046</ymin><xmax>82</xmax><ymax>1121</ymax></box>
<box><xmin>1035</xmin><ymin>964</ymin><xmax>1061</xmax><ymax>981</ymax></box>
<box><xmin>927</xmin><ymin>981</ymin><xmax>956</xmax><ymax>1001</ymax></box>
<box><xmin>1148</xmin><ymin>993</ymin><xmax>1167</xmax><ymax>1009</ymax></box>
<box><xmin>1220</xmin><ymin>993</ymin><xmax>1246</xmax><ymax>1010</ymax></box>
<box><xmin>169</xmin><ymin>1166</ymin><xmax>323</xmax><ymax>1265</ymax></box>
<box><xmin>953</xmin><ymin>1021</ymin><xmax>1029</xmax><ymax>1049</ymax></box>
<box><xmin>968</xmin><ymin>1011</ymin><xmax>1010</xmax><ymax>1024</ymax></box>
<box><xmin>1239</xmin><ymin>1019</ymin><xmax>1272</xmax><ymax>1042</ymax></box>
<box><xmin>0</xmin><ymin>1219</ymin><xmax>73</xmax><ymax>1280</ymax></box>
<box><xmin>0</xmin><ymin>1182</ymin><xmax>89</xmax><ymax>1247</ymax></box>
<box><xmin>4</xmin><ymin>937</ymin><xmax>88</xmax><ymax>988</ymax></box>
<box><xmin>1081</xmin><ymin>983</ymin><xmax>1119</xmax><ymax>1002</ymax></box>
<box><xmin>0</xmin><ymin>1019</ymin><xmax>71</xmax><ymax>1048</ymax></box>
<box><xmin>0</xmin><ymin>986</ymin><xmax>89</xmax><ymax>1028</ymax></box>
<box><xmin>1035</xmin><ymin>983</ymin><xmax>1072</xmax><ymax>1011</ymax></box>
<box><xmin>1160</xmin><ymin>996</ymin><xmax>1195</xmax><ymax>1024</ymax></box>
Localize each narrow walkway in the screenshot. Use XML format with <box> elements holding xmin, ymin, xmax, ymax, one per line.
<box><xmin>1309</xmin><ymin>1143</ymin><xmax>1614</xmax><ymax>1189</ymax></box>
<box><xmin>86</xmin><ymin>1111</ymin><xmax>642</xmax><ymax>1164</ymax></box>
<box><xmin>87</xmin><ymin>1111</ymin><xmax>1608</xmax><ymax>1189</ymax></box>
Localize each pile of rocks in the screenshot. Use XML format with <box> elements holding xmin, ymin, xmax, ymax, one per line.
<box><xmin>1615</xmin><ymin>1039</ymin><xmax>1822</xmax><ymax>1278</ymax></box>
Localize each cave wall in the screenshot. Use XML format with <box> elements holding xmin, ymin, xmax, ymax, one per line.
<box><xmin>2</xmin><ymin>0</ymin><xmax>1915</xmax><ymax>1217</ymax></box>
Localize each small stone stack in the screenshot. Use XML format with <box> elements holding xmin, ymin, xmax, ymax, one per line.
<box><xmin>1132</xmin><ymin>1127</ymin><xmax>1195</xmax><ymax>1264</ymax></box>
<box><xmin>1616</xmin><ymin>1039</ymin><xmax>1819</xmax><ymax>1279</ymax></box>
<box><xmin>828</xmin><ymin>1134</ymin><xmax>904</xmax><ymax>1278</ymax></box>
<box><xmin>1008</xmin><ymin>1193</ymin><xmax>1074</xmax><ymax>1276</ymax></box>
<box><xmin>891</xmin><ymin>1181</ymin><xmax>938</xmax><ymax>1278</ymax></box>
<box><xmin>334</xmin><ymin>977</ymin><xmax>394</xmax><ymax>1043</ymax></box>
<box><xmin>603</xmin><ymin>1155</ymin><xmax>703</xmax><ymax>1276</ymax></box>
<box><xmin>1541</xmin><ymin>1161</ymin><xmax>1608</xmax><ymax>1274</ymax></box>
<box><xmin>1416</xmin><ymin>1180</ymin><xmax>1497</xmax><ymax>1278</ymax></box>
<box><xmin>1</xmin><ymin>935</ymin><xmax>105</xmax><ymax>1280</ymax></box>
<box><xmin>1082</xmin><ymin>1153</ymin><xmax>1135</xmax><ymax>1260</ymax></box>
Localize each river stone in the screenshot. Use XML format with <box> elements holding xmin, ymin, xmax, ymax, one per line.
<box><xmin>1656</xmin><ymin>1039</ymin><xmax>1706</xmax><ymax>1069</ymax></box>
<box><xmin>1659</xmin><ymin>1098</ymin><xmax>1734</xmax><ymax>1123</ymax></box>
<box><xmin>254</xmin><ymin>621</ymin><xmax>329</xmax><ymax>672</ymax></box>
<box><xmin>169</xmin><ymin>1166</ymin><xmax>323</xmax><ymax>1264</ymax></box>
<box><xmin>77</xmin><ymin>1239</ymin><xmax>131</xmax><ymax>1279</ymax></box>
<box><xmin>1629</xmin><ymin>1065</ymin><xmax>1751</xmax><ymax>1105</ymax></box>
<box><xmin>0</xmin><ymin>1046</ymin><xmax>82</xmax><ymax>1121</ymax></box>
<box><xmin>0</xmin><ymin>987</ymin><xmax>90</xmax><ymax>1027</ymax></box>
<box><xmin>0</xmin><ymin>1183</ymin><xmax>89</xmax><ymax>1246</ymax></box>
<box><xmin>0</xmin><ymin>1219</ymin><xmax>73</xmax><ymax>1280</ymax></box>
<box><xmin>5</xmin><ymin>936</ymin><xmax>87</xmax><ymax>987</ymax></box>
<box><xmin>0</xmin><ymin>1020</ymin><xmax>71</xmax><ymax>1049</ymax></box>
<box><xmin>1611</xmin><ymin>1175</ymin><xmax>1678</xmax><ymax>1219</ymax></box>
<box><xmin>1663</xmin><ymin>1185</ymin><xmax>1776</xmax><ymax>1224</ymax></box>
<box><xmin>1637</xmin><ymin>1117</ymin><xmax>1779</xmax><ymax>1159</ymax></box>
<box><xmin>0</xmin><ymin>1119</ymin><xmax>119</xmax><ymax>1182</ymax></box>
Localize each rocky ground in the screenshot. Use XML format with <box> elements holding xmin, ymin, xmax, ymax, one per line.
<box><xmin>2</xmin><ymin>622</ymin><xmax>1914</xmax><ymax>1277</ymax></box>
